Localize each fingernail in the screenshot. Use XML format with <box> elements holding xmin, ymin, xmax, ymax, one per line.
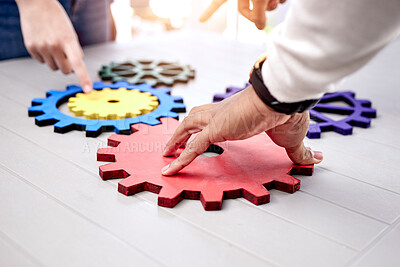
<box><xmin>84</xmin><ymin>85</ymin><xmax>91</xmax><ymax>93</ymax></box>
<box><xmin>313</xmin><ymin>151</ymin><xmax>323</xmax><ymax>161</ymax></box>
<box><xmin>161</xmin><ymin>164</ymin><xmax>170</xmax><ymax>175</ymax></box>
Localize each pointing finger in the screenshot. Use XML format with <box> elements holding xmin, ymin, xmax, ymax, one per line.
<box><xmin>162</xmin><ymin>127</ymin><xmax>212</xmax><ymax>175</ymax></box>
<box><xmin>65</xmin><ymin>43</ymin><xmax>92</xmax><ymax>93</ymax></box>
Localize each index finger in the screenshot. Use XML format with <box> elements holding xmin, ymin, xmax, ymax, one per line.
<box><xmin>163</xmin><ymin>112</ymin><xmax>211</xmax><ymax>156</ymax></box>
<box><xmin>199</xmin><ymin>0</ymin><xmax>227</xmax><ymax>22</ymax></box>
<box><xmin>251</xmin><ymin>0</ymin><xmax>268</xmax><ymax>29</ymax></box>
<box><xmin>65</xmin><ymin>43</ymin><xmax>92</xmax><ymax>93</ymax></box>
<box><xmin>162</xmin><ymin>127</ymin><xmax>211</xmax><ymax>176</ymax></box>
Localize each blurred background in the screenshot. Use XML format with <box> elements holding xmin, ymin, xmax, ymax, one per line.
<box><xmin>110</xmin><ymin>0</ymin><xmax>291</xmax><ymax>44</ymax></box>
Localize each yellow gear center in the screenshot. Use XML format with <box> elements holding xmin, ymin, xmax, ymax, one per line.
<box><xmin>67</xmin><ymin>88</ymin><xmax>159</xmax><ymax>120</ymax></box>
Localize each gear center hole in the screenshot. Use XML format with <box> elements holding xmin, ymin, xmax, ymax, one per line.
<box><xmin>200</xmin><ymin>144</ymin><xmax>224</xmax><ymax>158</ymax></box>
<box><xmin>108</xmin><ymin>99</ymin><xmax>120</xmax><ymax>103</ymax></box>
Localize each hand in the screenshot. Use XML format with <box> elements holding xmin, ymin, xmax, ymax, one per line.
<box><xmin>161</xmin><ymin>85</ymin><xmax>323</xmax><ymax>176</ymax></box>
<box><xmin>16</xmin><ymin>0</ymin><xmax>92</xmax><ymax>92</ymax></box>
<box><xmin>199</xmin><ymin>0</ymin><xmax>286</xmax><ymax>30</ymax></box>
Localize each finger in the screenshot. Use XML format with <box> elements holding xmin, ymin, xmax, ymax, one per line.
<box><xmin>199</xmin><ymin>0</ymin><xmax>227</xmax><ymax>22</ymax></box>
<box><xmin>267</xmin><ymin>0</ymin><xmax>279</xmax><ymax>11</ymax></box>
<box><xmin>188</xmin><ymin>103</ymin><xmax>218</xmax><ymax>116</ymax></box>
<box><xmin>238</xmin><ymin>0</ymin><xmax>252</xmax><ymax>21</ymax></box>
<box><xmin>28</xmin><ymin>47</ymin><xmax>45</xmax><ymax>63</ymax></box>
<box><xmin>163</xmin><ymin>112</ymin><xmax>211</xmax><ymax>156</ymax></box>
<box><xmin>65</xmin><ymin>43</ymin><xmax>92</xmax><ymax>93</ymax></box>
<box><xmin>251</xmin><ymin>0</ymin><xmax>268</xmax><ymax>29</ymax></box>
<box><xmin>40</xmin><ymin>49</ymin><xmax>58</xmax><ymax>71</ymax></box>
<box><xmin>286</xmin><ymin>143</ymin><xmax>323</xmax><ymax>165</ymax></box>
<box><xmin>162</xmin><ymin>127</ymin><xmax>211</xmax><ymax>176</ymax></box>
<box><xmin>51</xmin><ymin>47</ymin><xmax>72</xmax><ymax>74</ymax></box>
<box><xmin>266</xmin><ymin>112</ymin><xmax>323</xmax><ymax>165</ymax></box>
<box><xmin>280</xmin><ymin>0</ymin><xmax>286</xmax><ymax>3</ymax></box>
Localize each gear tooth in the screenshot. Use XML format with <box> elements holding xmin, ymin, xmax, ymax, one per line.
<box><xmin>70</xmin><ymin>107</ymin><xmax>84</xmax><ymax>116</ymax></box>
<box><xmin>31</xmin><ymin>98</ymin><xmax>46</xmax><ymax>106</ymax></box>
<box><xmin>46</xmin><ymin>90</ymin><xmax>64</xmax><ymax>97</ymax></box>
<box><xmin>158</xmin><ymin>186</ymin><xmax>184</xmax><ymax>208</ymax></box>
<box><xmin>171</xmin><ymin>103</ymin><xmax>186</xmax><ymax>113</ymax></box>
<box><xmin>290</xmin><ymin>164</ymin><xmax>314</xmax><ymax>176</ymax></box>
<box><xmin>118</xmin><ymin>177</ymin><xmax>153</xmax><ymax>196</ymax></box>
<box><xmin>93</xmin><ymin>81</ymin><xmax>108</xmax><ymax>89</ymax></box>
<box><xmin>307</xmin><ymin>124</ymin><xmax>322</xmax><ymax>139</ymax></box>
<box><xmin>162</xmin><ymin>112</ymin><xmax>179</xmax><ymax>120</ymax></box>
<box><xmin>130</xmin><ymin>122</ymin><xmax>151</xmax><ymax>133</ymax></box>
<box><xmin>97</xmin><ymin>147</ymin><xmax>115</xmax><ymax>162</ymax></box>
<box><xmin>34</xmin><ymin>114</ymin><xmax>58</xmax><ymax>126</ymax></box>
<box><xmin>140</xmin><ymin>116</ymin><xmax>161</xmax><ymax>125</ymax></box>
<box><xmin>85</xmin><ymin>123</ymin><xmax>102</xmax><ymax>132</ymax></box>
<box><xmin>110</xmin><ymin>122</ymin><xmax>134</xmax><ymax>135</ymax></box>
<box><xmin>67</xmin><ymin>100</ymin><xmax>76</xmax><ymax>107</ymax></box>
<box><xmin>333</xmin><ymin>121</ymin><xmax>353</xmax><ymax>135</ymax></box>
<box><xmin>358</xmin><ymin>99</ymin><xmax>372</xmax><ymax>107</ymax></box>
<box><xmin>108</xmin><ymin>134</ymin><xmax>130</xmax><ymax>147</ymax></box>
<box><xmin>158</xmin><ymin>87</ymin><xmax>171</xmax><ymax>95</ymax></box>
<box><xmin>66</xmin><ymin>85</ymin><xmax>82</xmax><ymax>91</ymax></box>
<box><xmin>213</xmin><ymin>93</ymin><xmax>225</xmax><ymax>102</ymax></box>
<box><xmin>28</xmin><ymin>105</ymin><xmax>44</xmax><ymax>113</ymax></box>
<box><xmin>200</xmin><ymin>190</ymin><xmax>223</xmax><ymax>210</ymax></box>
<box><xmin>361</xmin><ymin>107</ymin><xmax>377</xmax><ymax>118</ymax></box>
<box><xmin>172</xmin><ymin>96</ymin><xmax>183</xmax><ymax>102</ymax></box>
<box><xmin>273</xmin><ymin>174</ymin><xmax>301</xmax><ymax>193</ymax></box>
<box><xmin>343</xmin><ymin>91</ymin><xmax>356</xmax><ymax>98</ymax></box>
<box><xmin>242</xmin><ymin>185</ymin><xmax>270</xmax><ymax>206</ymax></box>
<box><xmin>99</xmin><ymin>162</ymin><xmax>128</xmax><ymax>180</ymax></box>
<box><xmin>350</xmin><ymin>116</ymin><xmax>371</xmax><ymax>128</ymax></box>
<box><xmin>54</xmin><ymin>120</ymin><xmax>72</xmax><ymax>128</ymax></box>
<box><xmin>97</xmin><ymin>147</ymin><xmax>117</xmax><ymax>162</ymax></box>
<box><xmin>158</xmin><ymin>117</ymin><xmax>180</xmax><ymax>129</ymax></box>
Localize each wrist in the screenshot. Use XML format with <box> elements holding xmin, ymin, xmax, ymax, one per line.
<box><xmin>249</xmin><ymin>55</ymin><xmax>320</xmax><ymax>115</ymax></box>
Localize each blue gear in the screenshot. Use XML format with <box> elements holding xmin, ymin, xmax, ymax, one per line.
<box><xmin>28</xmin><ymin>81</ymin><xmax>186</xmax><ymax>137</ymax></box>
<box><xmin>307</xmin><ymin>91</ymin><xmax>377</xmax><ymax>139</ymax></box>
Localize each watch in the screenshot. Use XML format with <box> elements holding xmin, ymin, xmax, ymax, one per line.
<box><xmin>249</xmin><ymin>55</ymin><xmax>320</xmax><ymax>115</ymax></box>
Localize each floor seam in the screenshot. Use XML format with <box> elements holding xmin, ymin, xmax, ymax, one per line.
<box><xmin>346</xmin><ymin>216</ymin><xmax>400</xmax><ymax>266</ymax></box>
<box><xmin>0</xmin><ymin>228</ymin><xmax>45</xmax><ymax>267</ymax></box>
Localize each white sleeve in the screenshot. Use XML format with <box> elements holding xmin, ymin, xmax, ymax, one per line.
<box><xmin>261</xmin><ymin>0</ymin><xmax>400</xmax><ymax>103</ymax></box>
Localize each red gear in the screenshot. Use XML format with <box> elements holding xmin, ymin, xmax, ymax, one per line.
<box><xmin>97</xmin><ymin>118</ymin><xmax>313</xmax><ymax>210</ymax></box>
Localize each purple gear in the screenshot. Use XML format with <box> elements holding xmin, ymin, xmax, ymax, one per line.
<box><xmin>213</xmin><ymin>84</ymin><xmax>249</xmax><ymax>102</ymax></box>
<box><xmin>307</xmin><ymin>91</ymin><xmax>377</xmax><ymax>139</ymax></box>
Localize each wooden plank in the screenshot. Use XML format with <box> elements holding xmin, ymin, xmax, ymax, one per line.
<box><xmin>351</xmin><ymin>219</ymin><xmax>400</xmax><ymax>267</ymax></box>
<box><xmin>0</xmin><ymin>167</ymin><xmax>158</xmax><ymax>267</ymax></box>
<box><xmin>250</xmin><ymin>190</ymin><xmax>387</xmax><ymax>250</ymax></box>
<box><xmin>300</xmin><ymin>167</ymin><xmax>400</xmax><ymax>224</ymax></box>
<box><xmin>0</xmin><ymin>232</ymin><xmax>41</xmax><ymax>267</ymax></box>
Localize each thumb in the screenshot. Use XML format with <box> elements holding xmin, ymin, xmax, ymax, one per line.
<box><xmin>285</xmin><ymin>143</ymin><xmax>323</xmax><ymax>165</ymax></box>
<box><xmin>199</xmin><ymin>0</ymin><xmax>227</xmax><ymax>22</ymax></box>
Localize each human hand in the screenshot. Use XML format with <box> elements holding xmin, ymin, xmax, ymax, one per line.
<box><xmin>199</xmin><ymin>0</ymin><xmax>286</xmax><ymax>30</ymax></box>
<box><xmin>16</xmin><ymin>0</ymin><xmax>92</xmax><ymax>92</ymax></box>
<box><xmin>161</xmin><ymin>84</ymin><xmax>323</xmax><ymax>176</ymax></box>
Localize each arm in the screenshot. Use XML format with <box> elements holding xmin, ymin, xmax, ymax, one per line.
<box><xmin>161</xmin><ymin>0</ymin><xmax>400</xmax><ymax>175</ymax></box>
<box><xmin>15</xmin><ymin>0</ymin><xmax>92</xmax><ymax>92</ymax></box>
<box><xmin>263</xmin><ymin>0</ymin><xmax>400</xmax><ymax>102</ymax></box>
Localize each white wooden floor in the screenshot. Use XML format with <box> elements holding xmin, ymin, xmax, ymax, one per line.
<box><xmin>0</xmin><ymin>30</ymin><xmax>399</xmax><ymax>267</ymax></box>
